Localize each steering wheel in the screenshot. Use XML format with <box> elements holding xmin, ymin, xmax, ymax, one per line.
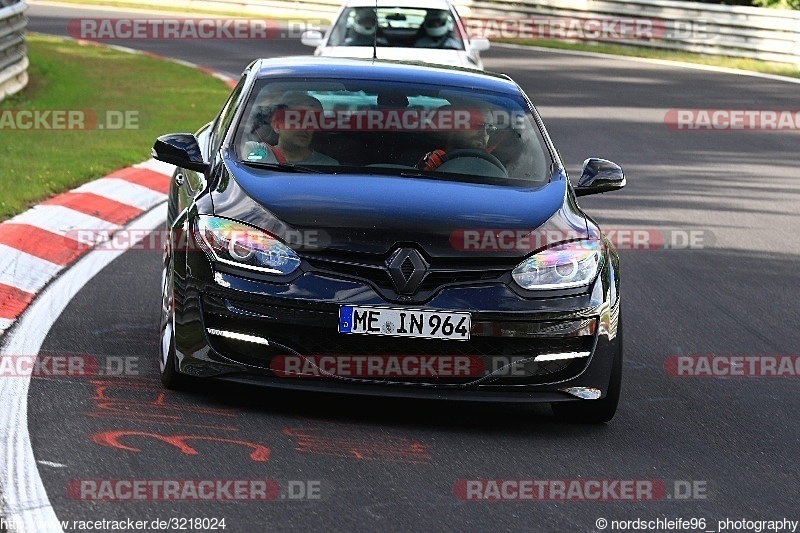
<box><xmin>442</xmin><ymin>149</ymin><xmax>506</xmax><ymax>174</ymax></box>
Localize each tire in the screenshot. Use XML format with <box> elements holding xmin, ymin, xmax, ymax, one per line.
<box><xmin>551</xmin><ymin>314</ymin><xmax>623</xmax><ymax>424</ymax></box>
<box><xmin>159</xmin><ymin>255</ymin><xmax>191</xmax><ymax>390</ymax></box>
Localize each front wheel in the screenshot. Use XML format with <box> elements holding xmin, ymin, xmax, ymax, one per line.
<box><xmin>159</xmin><ymin>256</ymin><xmax>191</xmax><ymax>390</ymax></box>
<box><xmin>551</xmin><ymin>315</ymin><xmax>622</xmax><ymax>424</ymax></box>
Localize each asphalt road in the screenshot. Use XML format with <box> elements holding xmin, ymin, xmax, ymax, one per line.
<box><xmin>17</xmin><ymin>4</ymin><xmax>800</xmax><ymax>531</ymax></box>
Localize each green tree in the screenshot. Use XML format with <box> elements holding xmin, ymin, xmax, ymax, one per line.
<box><xmin>752</xmin><ymin>0</ymin><xmax>799</xmax><ymax>9</ymax></box>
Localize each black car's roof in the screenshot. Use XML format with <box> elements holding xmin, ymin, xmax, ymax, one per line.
<box><xmin>253</xmin><ymin>56</ymin><xmax>522</xmax><ymax>95</ymax></box>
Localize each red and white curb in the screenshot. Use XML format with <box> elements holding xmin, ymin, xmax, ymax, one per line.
<box><xmin>0</xmin><ymin>35</ymin><xmax>237</xmax><ymax>530</ymax></box>
<box><xmin>0</xmin><ymin>159</ymin><xmax>175</xmax><ymax>338</ymax></box>
<box><xmin>0</xmin><ymin>205</ymin><xmax>168</xmax><ymax>532</ymax></box>
<box><xmin>0</xmin><ymin>38</ymin><xmax>236</xmax><ymax>339</ymax></box>
<box><xmin>0</xmin><ymin>157</ymin><xmax>176</xmax><ymax>531</ymax></box>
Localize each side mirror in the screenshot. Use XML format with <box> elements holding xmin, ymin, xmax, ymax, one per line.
<box><xmin>152</xmin><ymin>133</ymin><xmax>208</xmax><ymax>173</ymax></box>
<box><xmin>574</xmin><ymin>158</ymin><xmax>625</xmax><ymax>197</ymax></box>
<box><xmin>301</xmin><ymin>30</ymin><xmax>324</xmax><ymax>47</ymax></box>
<box><xmin>469</xmin><ymin>37</ymin><xmax>490</xmax><ymax>52</ymax></box>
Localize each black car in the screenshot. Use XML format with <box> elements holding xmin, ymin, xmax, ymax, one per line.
<box><xmin>153</xmin><ymin>57</ymin><xmax>625</xmax><ymax>423</ymax></box>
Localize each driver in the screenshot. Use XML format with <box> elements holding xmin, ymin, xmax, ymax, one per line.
<box><xmin>345</xmin><ymin>8</ymin><xmax>389</xmax><ymax>46</ymax></box>
<box><xmin>414</xmin><ymin>10</ymin><xmax>460</xmax><ymax>49</ymax></box>
<box><xmin>243</xmin><ymin>92</ymin><xmax>339</xmax><ymax>165</ymax></box>
<box><xmin>417</xmin><ymin>107</ymin><xmax>497</xmax><ymax>171</ymax></box>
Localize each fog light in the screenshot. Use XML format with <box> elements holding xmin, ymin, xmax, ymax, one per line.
<box><xmin>560</xmin><ymin>386</ymin><xmax>602</xmax><ymax>400</ymax></box>
<box><xmin>534</xmin><ymin>351</ymin><xmax>590</xmax><ymax>362</ymax></box>
<box><xmin>206</xmin><ymin>328</ymin><xmax>270</xmax><ymax>346</ymax></box>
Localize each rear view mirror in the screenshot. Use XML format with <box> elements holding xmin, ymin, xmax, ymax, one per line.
<box><xmin>152</xmin><ymin>133</ymin><xmax>208</xmax><ymax>173</ymax></box>
<box><xmin>301</xmin><ymin>30</ymin><xmax>324</xmax><ymax>47</ymax></box>
<box><xmin>470</xmin><ymin>37</ymin><xmax>490</xmax><ymax>52</ymax></box>
<box><xmin>574</xmin><ymin>158</ymin><xmax>625</xmax><ymax>197</ymax></box>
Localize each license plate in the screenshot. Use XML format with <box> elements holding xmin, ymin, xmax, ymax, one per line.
<box><xmin>339</xmin><ymin>306</ymin><xmax>471</xmax><ymax>340</ymax></box>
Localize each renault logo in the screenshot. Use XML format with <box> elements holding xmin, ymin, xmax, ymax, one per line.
<box><xmin>386</xmin><ymin>248</ymin><xmax>428</xmax><ymax>294</ymax></box>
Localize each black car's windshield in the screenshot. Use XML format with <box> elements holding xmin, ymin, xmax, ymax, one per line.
<box><xmin>232</xmin><ymin>77</ymin><xmax>552</xmax><ymax>186</ymax></box>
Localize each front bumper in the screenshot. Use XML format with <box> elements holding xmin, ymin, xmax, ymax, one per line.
<box><xmin>172</xmin><ymin>254</ymin><xmax>621</xmax><ymax>403</ymax></box>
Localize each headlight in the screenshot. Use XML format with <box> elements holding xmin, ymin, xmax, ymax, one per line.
<box><xmin>193</xmin><ymin>216</ymin><xmax>300</xmax><ymax>275</ymax></box>
<box><xmin>512</xmin><ymin>240</ymin><xmax>601</xmax><ymax>290</ymax></box>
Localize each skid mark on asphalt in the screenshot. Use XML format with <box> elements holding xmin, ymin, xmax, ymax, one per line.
<box><xmin>80</xmin><ymin>377</ymin><xmax>434</xmax><ymax>465</ymax></box>
<box><xmin>91</xmin><ymin>430</ymin><xmax>271</xmax><ymax>462</ymax></box>
<box><xmin>282</xmin><ymin>424</ymin><xmax>432</xmax><ymax>464</ymax></box>
<box><xmin>85</xmin><ymin>376</ymin><xmax>240</xmax><ymax>431</ymax></box>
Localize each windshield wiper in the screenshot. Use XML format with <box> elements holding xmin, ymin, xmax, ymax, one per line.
<box><xmin>241</xmin><ymin>161</ymin><xmax>325</xmax><ymax>174</ymax></box>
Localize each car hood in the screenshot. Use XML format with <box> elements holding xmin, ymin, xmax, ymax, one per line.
<box><xmin>316</xmin><ymin>46</ymin><xmax>478</xmax><ymax>69</ymax></box>
<box><xmin>209</xmin><ymin>161</ymin><xmax>588</xmax><ymax>259</ymax></box>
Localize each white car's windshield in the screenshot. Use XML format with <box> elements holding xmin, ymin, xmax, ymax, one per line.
<box><xmin>232</xmin><ymin>78</ymin><xmax>552</xmax><ymax>186</ymax></box>
<box><xmin>328</xmin><ymin>7</ymin><xmax>465</xmax><ymax>50</ymax></box>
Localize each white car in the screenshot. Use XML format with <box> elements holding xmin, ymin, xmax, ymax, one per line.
<box><xmin>301</xmin><ymin>0</ymin><xmax>490</xmax><ymax>70</ymax></box>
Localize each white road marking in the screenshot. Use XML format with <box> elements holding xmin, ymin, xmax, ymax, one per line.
<box><xmin>35</xmin><ymin>461</ymin><xmax>67</xmax><ymax>469</ymax></box>
<box><xmin>0</xmin><ymin>205</ymin><xmax>165</xmax><ymax>533</ymax></box>
<box><xmin>9</xmin><ymin>205</ymin><xmax>118</xmax><ymax>237</ymax></box>
<box><xmin>0</xmin><ymin>244</ymin><xmax>61</xmax><ymax>294</ymax></box>
<box><xmin>72</xmin><ymin>178</ymin><xmax>166</xmax><ymax>211</ymax></box>
<box><xmin>134</xmin><ymin>158</ymin><xmax>176</xmax><ymax>177</ymax></box>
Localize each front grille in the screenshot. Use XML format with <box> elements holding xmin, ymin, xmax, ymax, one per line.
<box><xmin>418</xmin><ymin>269</ymin><xmax>505</xmax><ymax>291</ymax></box>
<box><xmin>303</xmin><ymin>255</ymin><xmax>393</xmax><ymax>289</ymax></box>
<box><xmin>302</xmin><ymin>250</ymin><xmax>515</xmax><ymax>295</ymax></box>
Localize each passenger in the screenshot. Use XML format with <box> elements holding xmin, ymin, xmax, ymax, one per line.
<box><xmin>414</xmin><ymin>10</ymin><xmax>460</xmax><ymax>49</ymax></box>
<box><xmin>243</xmin><ymin>93</ymin><xmax>338</xmax><ymax>165</ymax></box>
<box><xmin>344</xmin><ymin>8</ymin><xmax>389</xmax><ymax>46</ymax></box>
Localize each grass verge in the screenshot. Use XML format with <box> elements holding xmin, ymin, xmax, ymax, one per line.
<box><xmin>0</xmin><ymin>34</ymin><xmax>232</xmax><ymax>220</ymax></box>
<box><xmin>30</xmin><ymin>0</ymin><xmax>333</xmax><ymax>22</ymax></box>
<box><xmin>496</xmin><ymin>39</ymin><xmax>800</xmax><ymax>79</ymax></box>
